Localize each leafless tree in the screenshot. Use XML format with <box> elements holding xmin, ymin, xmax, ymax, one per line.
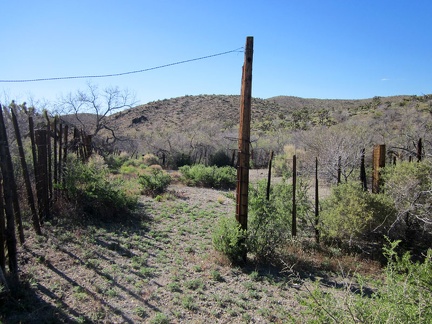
<box><xmin>294</xmin><ymin>124</ymin><xmax>372</xmax><ymax>184</ymax></box>
<box><xmin>58</xmin><ymin>82</ymin><xmax>137</xmax><ymax>154</ymax></box>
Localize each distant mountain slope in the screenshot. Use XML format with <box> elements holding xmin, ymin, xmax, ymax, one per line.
<box><xmin>107</xmin><ymin>94</ymin><xmax>428</xmax><ymax>136</ymax></box>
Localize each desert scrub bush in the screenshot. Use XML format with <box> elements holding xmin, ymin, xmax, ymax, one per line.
<box><xmin>319</xmin><ymin>181</ymin><xmax>396</xmax><ymax>244</ymax></box>
<box><xmin>168</xmin><ymin>152</ymin><xmax>192</xmax><ymax>169</ymax></box>
<box><xmin>301</xmin><ymin>240</ymin><xmax>432</xmax><ymax>323</ymax></box>
<box><xmin>273</xmin><ymin>145</ymin><xmax>305</xmax><ymax>177</ymax></box>
<box><xmin>179</xmin><ymin>164</ymin><xmax>236</xmax><ymax>189</ymax></box>
<box><xmin>104</xmin><ymin>152</ymin><xmax>129</xmax><ymax>172</ymax></box>
<box><xmin>212</xmin><ymin>216</ymin><xmax>247</xmax><ymax>263</ymax></box>
<box><xmin>138</xmin><ymin>169</ymin><xmax>171</xmax><ymax>197</ymax></box>
<box><xmin>142</xmin><ymin>153</ymin><xmax>160</xmax><ymax>166</ymax></box>
<box><xmin>381</xmin><ymin>160</ymin><xmax>432</xmax><ymax>241</ymax></box>
<box><xmin>247</xmin><ymin>178</ymin><xmax>312</xmax><ymax>260</ymax></box>
<box><xmin>62</xmin><ymin>155</ymin><xmax>138</xmax><ymax>220</ymax></box>
<box><xmin>119</xmin><ymin>158</ymin><xmax>148</xmax><ymax>176</ymax></box>
<box><xmin>209</xmin><ymin>149</ymin><xmax>232</xmax><ymax>167</ymax></box>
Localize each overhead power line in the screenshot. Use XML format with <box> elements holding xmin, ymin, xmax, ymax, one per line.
<box><xmin>0</xmin><ymin>47</ymin><xmax>244</xmax><ymax>83</ymax></box>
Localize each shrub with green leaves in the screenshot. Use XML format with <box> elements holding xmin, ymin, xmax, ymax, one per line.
<box><xmin>381</xmin><ymin>160</ymin><xmax>432</xmax><ymax>240</ymax></box>
<box><xmin>104</xmin><ymin>153</ymin><xmax>129</xmax><ymax>172</ymax></box>
<box><xmin>142</xmin><ymin>153</ymin><xmax>160</xmax><ymax>166</ymax></box>
<box><xmin>248</xmin><ymin>178</ymin><xmax>311</xmax><ymax>260</ymax></box>
<box><xmin>212</xmin><ymin>216</ymin><xmax>247</xmax><ymax>263</ymax></box>
<box><xmin>138</xmin><ymin>169</ymin><xmax>171</xmax><ymax>197</ymax></box>
<box><xmin>301</xmin><ymin>240</ymin><xmax>432</xmax><ymax>323</ymax></box>
<box><xmin>209</xmin><ymin>150</ymin><xmax>232</xmax><ymax>167</ymax></box>
<box><xmin>179</xmin><ymin>164</ymin><xmax>236</xmax><ymax>189</ymax></box>
<box><xmin>62</xmin><ymin>155</ymin><xmax>138</xmax><ymax>220</ymax></box>
<box><xmin>319</xmin><ymin>181</ymin><xmax>395</xmax><ymax>243</ymax></box>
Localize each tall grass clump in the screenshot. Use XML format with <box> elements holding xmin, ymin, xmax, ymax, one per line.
<box><xmin>179</xmin><ymin>164</ymin><xmax>236</xmax><ymax>189</ymax></box>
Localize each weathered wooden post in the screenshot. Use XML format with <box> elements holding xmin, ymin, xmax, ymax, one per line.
<box><xmin>292</xmin><ymin>155</ymin><xmax>297</xmax><ymax>237</ymax></box>
<box><xmin>44</xmin><ymin>112</ymin><xmax>53</xmax><ymax>204</ymax></box>
<box><xmin>2</xmin><ymin>106</ymin><xmax>24</xmax><ymax>244</ymax></box>
<box><xmin>315</xmin><ymin>157</ymin><xmax>319</xmax><ymax>243</ymax></box>
<box><xmin>11</xmin><ymin>107</ymin><xmax>41</xmax><ymax>235</ymax></box>
<box><xmin>58</xmin><ymin>123</ymin><xmax>63</xmax><ymax>185</ymax></box>
<box><xmin>337</xmin><ymin>156</ymin><xmax>342</xmax><ymax>184</ymax></box>
<box><xmin>83</xmin><ymin>134</ymin><xmax>92</xmax><ymax>160</ymax></box>
<box><xmin>35</xmin><ymin>129</ymin><xmax>50</xmax><ymax>222</ymax></box>
<box><xmin>53</xmin><ymin>116</ymin><xmax>58</xmax><ymax>186</ymax></box>
<box><xmin>417</xmin><ymin>138</ymin><xmax>423</xmax><ymax>162</ymax></box>
<box><xmin>0</xmin><ymin>105</ymin><xmax>19</xmax><ymax>284</ymax></box>
<box><xmin>236</xmin><ymin>36</ymin><xmax>254</xmax><ymax>232</ymax></box>
<box><xmin>266</xmin><ymin>151</ymin><xmax>274</xmax><ymax>200</ymax></box>
<box><xmin>0</xmin><ymin>174</ymin><xmax>5</xmax><ymax>273</ymax></box>
<box><xmin>62</xmin><ymin>125</ymin><xmax>69</xmax><ymax>187</ymax></box>
<box><xmin>372</xmin><ymin>144</ymin><xmax>386</xmax><ymax>193</ymax></box>
<box><xmin>360</xmin><ymin>148</ymin><xmax>368</xmax><ymax>191</ymax></box>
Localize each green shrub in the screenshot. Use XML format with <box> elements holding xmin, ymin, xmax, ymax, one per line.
<box><xmin>381</xmin><ymin>160</ymin><xmax>432</xmax><ymax>240</ymax></box>
<box><xmin>300</xmin><ymin>240</ymin><xmax>432</xmax><ymax>323</ymax></box>
<box><xmin>179</xmin><ymin>164</ymin><xmax>236</xmax><ymax>189</ymax></box>
<box><xmin>320</xmin><ymin>181</ymin><xmax>396</xmax><ymax>243</ymax></box>
<box><xmin>209</xmin><ymin>150</ymin><xmax>232</xmax><ymax>167</ymax></box>
<box><xmin>138</xmin><ymin>169</ymin><xmax>171</xmax><ymax>197</ymax></box>
<box><xmin>62</xmin><ymin>156</ymin><xmax>138</xmax><ymax>220</ymax></box>
<box><xmin>168</xmin><ymin>153</ymin><xmax>192</xmax><ymax>169</ymax></box>
<box><xmin>248</xmin><ymin>178</ymin><xmax>311</xmax><ymax>260</ymax></box>
<box><xmin>142</xmin><ymin>153</ymin><xmax>159</xmax><ymax>166</ymax></box>
<box><xmin>272</xmin><ymin>154</ymin><xmax>291</xmax><ymax>177</ymax></box>
<box><xmin>212</xmin><ymin>216</ymin><xmax>247</xmax><ymax>263</ymax></box>
<box><xmin>104</xmin><ymin>153</ymin><xmax>129</xmax><ymax>172</ymax></box>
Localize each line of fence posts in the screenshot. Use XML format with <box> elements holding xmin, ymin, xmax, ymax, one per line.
<box><xmin>0</xmin><ymin>104</ymin><xmax>19</xmax><ymax>285</ymax></box>
<box><xmin>0</xmin><ymin>104</ymin><xmax>94</xmax><ymax>286</ymax></box>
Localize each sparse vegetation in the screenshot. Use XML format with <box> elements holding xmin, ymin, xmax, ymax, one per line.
<box><xmin>180</xmin><ymin>164</ymin><xmax>236</xmax><ymax>189</ymax></box>
<box><xmin>138</xmin><ymin>168</ymin><xmax>172</xmax><ymax>197</ymax></box>
<box><xmin>2</xmin><ymin>93</ymin><xmax>432</xmax><ymax>322</ymax></box>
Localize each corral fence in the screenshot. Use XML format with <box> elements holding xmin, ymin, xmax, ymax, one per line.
<box><xmin>0</xmin><ymin>100</ymin><xmax>425</xmax><ymax>288</ymax></box>
<box><xmin>266</xmin><ymin>140</ymin><xmax>424</xmax><ymax>241</ymax></box>
<box><xmin>0</xmin><ymin>103</ymin><xmax>92</xmax><ymax>288</ymax></box>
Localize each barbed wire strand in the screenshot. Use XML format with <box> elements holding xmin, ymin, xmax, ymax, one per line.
<box><xmin>0</xmin><ymin>47</ymin><xmax>244</xmax><ymax>83</ymax></box>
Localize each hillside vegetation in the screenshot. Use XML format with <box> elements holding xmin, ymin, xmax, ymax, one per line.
<box><xmin>94</xmin><ymin>94</ymin><xmax>432</xmax><ymax>169</ymax></box>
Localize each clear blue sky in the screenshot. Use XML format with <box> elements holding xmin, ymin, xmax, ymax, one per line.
<box><xmin>1</xmin><ymin>1</ymin><xmax>431</xmax><ymax>106</ymax></box>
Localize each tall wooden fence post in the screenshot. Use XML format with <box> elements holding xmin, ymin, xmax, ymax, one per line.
<box><xmin>62</xmin><ymin>125</ymin><xmax>69</xmax><ymax>187</ymax></box>
<box><xmin>53</xmin><ymin>117</ymin><xmax>58</xmax><ymax>188</ymax></box>
<box><xmin>35</xmin><ymin>129</ymin><xmax>50</xmax><ymax>222</ymax></box>
<box><xmin>0</xmin><ymin>175</ymin><xmax>5</xmax><ymax>273</ymax></box>
<box><xmin>44</xmin><ymin>112</ymin><xmax>53</xmax><ymax>203</ymax></box>
<box><xmin>11</xmin><ymin>107</ymin><xmax>41</xmax><ymax>235</ymax></box>
<box><xmin>266</xmin><ymin>151</ymin><xmax>274</xmax><ymax>200</ymax></box>
<box><xmin>58</xmin><ymin>123</ymin><xmax>63</xmax><ymax>185</ymax></box>
<box><xmin>0</xmin><ymin>105</ymin><xmax>19</xmax><ymax>284</ymax></box>
<box><xmin>417</xmin><ymin>138</ymin><xmax>423</xmax><ymax>162</ymax></box>
<box><xmin>292</xmin><ymin>154</ymin><xmax>297</xmax><ymax>237</ymax></box>
<box><xmin>315</xmin><ymin>157</ymin><xmax>319</xmax><ymax>243</ymax></box>
<box><xmin>236</xmin><ymin>36</ymin><xmax>254</xmax><ymax>233</ymax></box>
<box><xmin>372</xmin><ymin>144</ymin><xmax>386</xmax><ymax>193</ymax></box>
<box><xmin>360</xmin><ymin>148</ymin><xmax>368</xmax><ymax>191</ymax></box>
<box><xmin>2</xmin><ymin>107</ymin><xmax>24</xmax><ymax>245</ymax></box>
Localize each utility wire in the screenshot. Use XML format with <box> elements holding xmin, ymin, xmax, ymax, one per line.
<box><xmin>0</xmin><ymin>47</ymin><xmax>244</xmax><ymax>83</ymax></box>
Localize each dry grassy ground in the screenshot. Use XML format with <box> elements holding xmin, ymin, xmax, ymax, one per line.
<box><xmin>1</xmin><ymin>175</ymin><xmax>381</xmax><ymax>323</ymax></box>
